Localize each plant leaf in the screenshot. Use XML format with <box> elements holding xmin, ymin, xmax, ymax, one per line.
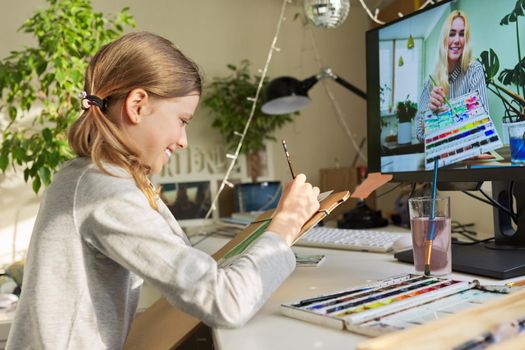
<box><xmin>42</xmin><ymin>128</ymin><xmax>53</xmax><ymax>144</ymax></box>
<box><xmin>32</xmin><ymin>176</ymin><xmax>41</xmax><ymax>193</ymax></box>
<box><xmin>8</xmin><ymin>106</ymin><xmax>17</xmax><ymax>121</ymax></box>
<box><xmin>479</xmin><ymin>49</ymin><xmax>500</xmax><ymax>81</ymax></box>
<box><xmin>38</xmin><ymin>167</ymin><xmax>51</xmax><ymax>186</ymax></box>
<box><xmin>498</xmin><ymin>56</ymin><xmax>525</xmax><ymax>87</ymax></box>
<box><xmin>0</xmin><ymin>152</ymin><xmax>8</xmax><ymax>171</ymax></box>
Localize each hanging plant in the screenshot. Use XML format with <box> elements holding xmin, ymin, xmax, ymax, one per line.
<box><xmin>407</xmin><ymin>35</ymin><xmax>415</xmax><ymax>49</ymax></box>
<box><xmin>0</xmin><ymin>0</ymin><xmax>135</xmax><ymax>193</ymax></box>
<box><xmin>398</xmin><ymin>55</ymin><xmax>404</xmax><ymax>67</ymax></box>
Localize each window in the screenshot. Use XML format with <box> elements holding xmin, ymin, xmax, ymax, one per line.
<box><xmin>380</xmin><ymin>38</ymin><xmax>423</xmax><ymax>116</ymax></box>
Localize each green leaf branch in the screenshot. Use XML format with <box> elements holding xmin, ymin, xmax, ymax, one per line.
<box><xmin>0</xmin><ymin>0</ymin><xmax>135</xmax><ymax>193</ymax></box>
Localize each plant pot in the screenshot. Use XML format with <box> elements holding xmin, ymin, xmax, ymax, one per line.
<box><xmin>397</xmin><ymin>121</ymin><xmax>412</xmax><ymax>145</ymax></box>
<box><xmin>508</xmin><ymin>121</ymin><xmax>525</xmax><ymax>163</ymax></box>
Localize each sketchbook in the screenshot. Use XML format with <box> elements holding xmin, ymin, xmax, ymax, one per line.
<box><xmin>215</xmin><ymin>190</ymin><xmax>350</xmax><ymax>266</ymax></box>
<box><xmin>423</xmin><ymin>91</ymin><xmax>502</xmax><ymax>170</ymax></box>
<box><xmin>280</xmin><ymin>274</ymin><xmax>508</xmax><ymax>338</ymax></box>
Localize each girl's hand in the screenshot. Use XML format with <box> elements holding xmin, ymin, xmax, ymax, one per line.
<box><xmin>268</xmin><ymin>174</ymin><xmax>320</xmax><ymax>246</ymax></box>
<box><xmin>428</xmin><ymin>86</ymin><xmax>445</xmax><ymax>112</ymax></box>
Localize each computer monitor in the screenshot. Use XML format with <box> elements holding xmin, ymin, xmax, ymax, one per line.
<box><xmin>366</xmin><ymin>0</ymin><xmax>525</xmax><ymax>279</ymax></box>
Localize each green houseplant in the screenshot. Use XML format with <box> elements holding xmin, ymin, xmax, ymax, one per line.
<box><xmin>0</xmin><ymin>0</ymin><xmax>135</xmax><ymax>193</ymax></box>
<box><xmin>203</xmin><ymin>60</ymin><xmax>296</xmax><ymax>182</ymax></box>
<box><xmin>396</xmin><ymin>97</ymin><xmax>417</xmax><ymax>145</ymax></box>
<box><xmin>396</xmin><ymin>98</ymin><xmax>418</xmax><ymax>124</ymax></box>
<box><xmin>479</xmin><ymin>0</ymin><xmax>525</xmax><ymax>123</ymax></box>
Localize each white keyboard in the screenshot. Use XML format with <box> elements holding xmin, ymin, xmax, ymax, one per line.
<box><xmin>296</xmin><ymin>227</ymin><xmax>406</xmax><ymax>253</ymax></box>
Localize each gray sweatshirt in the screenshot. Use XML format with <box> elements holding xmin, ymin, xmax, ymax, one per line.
<box><xmin>6</xmin><ymin>157</ymin><xmax>295</xmax><ymax>349</ymax></box>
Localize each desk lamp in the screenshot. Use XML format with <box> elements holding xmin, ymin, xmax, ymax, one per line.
<box><xmin>261</xmin><ymin>68</ymin><xmax>388</xmax><ymax>229</ymax></box>
<box><xmin>261</xmin><ymin>68</ymin><xmax>366</xmax><ymax>115</ymax></box>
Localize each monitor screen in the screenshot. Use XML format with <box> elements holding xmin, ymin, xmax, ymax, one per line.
<box><xmin>366</xmin><ymin>0</ymin><xmax>525</xmax><ymax>279</ymax></box>
<box><xmin>366</xmin><ymin>0</ymin><xmax>525</xmax><ymax>183</ymax></box>
<box><xmin>234</xmin><ymin>181</ymin><xmax>282</xmax><ymax>213</ymax></box>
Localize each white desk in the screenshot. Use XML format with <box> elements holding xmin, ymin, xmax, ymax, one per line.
<box><xmin>0</xmin><ymin>230</ymin><xmax>514</xmax><ymax>350</ymax></box>
<box><xmin>193</xmin><ymin>232</ymin><xmax>508</xmax><ymax>350</ymax></box>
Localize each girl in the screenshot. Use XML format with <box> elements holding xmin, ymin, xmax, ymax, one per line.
<box><xmin>416</xmin><ymin>10</ymin><xmax>489</xmax><ymax>141</ymax></box>
<box><xmin>6</xmin><ymin>31</ymin><xmax>320</xmax><ymax>349</ymax></box>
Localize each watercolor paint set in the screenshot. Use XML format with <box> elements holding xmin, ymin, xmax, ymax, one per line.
<box><xmin>281</xmin><ymin>274</ymin><xmax>507</xmax><ymax>337</ymax></box>
<box><xmin>423</xmin><ymin>91</ymin><xmax>502</xmax><ymax>170</ymax></box>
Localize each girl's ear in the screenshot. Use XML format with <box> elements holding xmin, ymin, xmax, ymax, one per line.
<box><xmin>123</xmin><ymin>88</ymin><xmax>150</xmax><ymax>125</ymax></box>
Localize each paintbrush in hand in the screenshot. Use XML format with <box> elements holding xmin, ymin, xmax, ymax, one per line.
<box><xmin>429</xmin><ymin>75</ymin><xmax>459</xmax><ymax>118</ymax></box>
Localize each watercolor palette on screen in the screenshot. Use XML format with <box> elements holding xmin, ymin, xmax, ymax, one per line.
<box><xmin>423</xmin><ymin>91</ymin><xmax>502</xmax><ymax>170</ymax></box>
<box><xmin>280</xmin><ymin>274</ymin><xmax>505</xmax><ymax>337</ymax></box>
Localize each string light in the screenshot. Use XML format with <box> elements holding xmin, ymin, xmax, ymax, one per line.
<box><xmin>204</xmin><ymin>0</ymin><xmax>290</xmax><ymax>220</ymax></box>
<box><xmin>358</xmin><ymin>0</ymin><xmax>385</xmax><ymax>24</ymax></box>
<box><xmin>357</xmin><ymin>0</ymin><xmax>442</xmax><ymax>24</ymax></box>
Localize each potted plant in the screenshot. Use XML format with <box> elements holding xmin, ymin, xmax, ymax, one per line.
<box><xmin>479</xmin><ymin>0</ymin><xmax>525</xmax><ymax>144</ymax></box>
<box><xmin>203</xmin><ymin>60</ymin><xmax>296</xmax><ymax>182</ymax></box>
<box><xmin>0</xmin><ymin>0</ymin><xmax>135</xmax><ymax>193</ymax></box>
<box><xmin>396</xmin><ymin>97</ymin><xmax>417</xmax><ymax>144</ymax></box>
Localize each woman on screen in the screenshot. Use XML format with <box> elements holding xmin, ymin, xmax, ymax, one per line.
<box><xmin>415</xmin><ymin>10</ymin><xmax>489</xmax><ymax>142</ymax></box>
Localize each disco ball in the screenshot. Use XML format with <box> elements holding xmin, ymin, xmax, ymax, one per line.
<box><xmin>303</xmin><ymin>0</ymin><xmax>351</xmax><ymax>29</ymax></box>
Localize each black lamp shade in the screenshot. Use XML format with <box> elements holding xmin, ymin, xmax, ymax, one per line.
<box><xmin>262</xmin><ymin>76</ymin><xmax>311</xmax><ymax>115</ymax></box>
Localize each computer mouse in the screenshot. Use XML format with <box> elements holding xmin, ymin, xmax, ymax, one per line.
<box><xmin>392</xmin><ymin>235</ymin><xmax>413</xmax><ymax>253</ymax></box>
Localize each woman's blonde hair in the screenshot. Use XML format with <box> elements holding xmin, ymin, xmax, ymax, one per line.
<box><xmin>432</xmin><ymin>10</ymin><xmax>472</xmax><ymax>95</ymax></box>
<box><xmin>68</xmin><ymin>31</ymin><xmax>202</xmax><ymax>210</ymax></box>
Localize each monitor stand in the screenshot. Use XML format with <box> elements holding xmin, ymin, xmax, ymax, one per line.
<box><xmin>395</xmin><ymin>180</ymin><xmax>525</xmax><ymax>280</ymax></box>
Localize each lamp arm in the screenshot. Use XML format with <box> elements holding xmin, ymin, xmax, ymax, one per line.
<box><xmin>299</xmin><ymin>75</ymin><xmax>320</xmax><ymax>94</ymax></box>
<box><xmin>321</xmin><ymin>68</ymin><xmax>367</xmax><ymax>100</ymax></box>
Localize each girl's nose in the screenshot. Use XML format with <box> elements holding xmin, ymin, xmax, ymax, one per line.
<box><xmin>177</xmin><ymin>128</ymin><xmax>188</xmax><ymax>149</ymax></box>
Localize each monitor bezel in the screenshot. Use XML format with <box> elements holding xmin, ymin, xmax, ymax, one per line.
<box><xmin>365</xmin><ymin>0</ymin><xmax>525</xmax><ymax>183</ymax></box>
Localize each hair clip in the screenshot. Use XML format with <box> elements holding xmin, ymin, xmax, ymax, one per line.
<box><xmin>79</xmin><ymin>91</ymin><xmax>107</xmax><ymax>111</ymax></box>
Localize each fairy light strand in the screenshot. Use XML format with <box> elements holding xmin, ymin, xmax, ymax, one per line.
<box><xmin>358</xmin><ymin>0</ymin><xmax>385</xmax><ymax>24</ymax></box>
<box><xmin>358</xmin><ymin>0</ymin><xmax>441</xmax><ymax>24</ymax></box>
<box><xmin>203</xmin><ymin>0</ymin><xmax>291</xmax><ymax>220</ymax></box>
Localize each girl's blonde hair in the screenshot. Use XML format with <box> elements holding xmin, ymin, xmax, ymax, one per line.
<box><xmin>432</xmin><ymin>10</ymin><xmax>472</xmax><ymax>95</ymax></box>
<box><xmin>68</xmin><ymin>31</ymin><xmax>202</xmax><ymax>210</ymax></box>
